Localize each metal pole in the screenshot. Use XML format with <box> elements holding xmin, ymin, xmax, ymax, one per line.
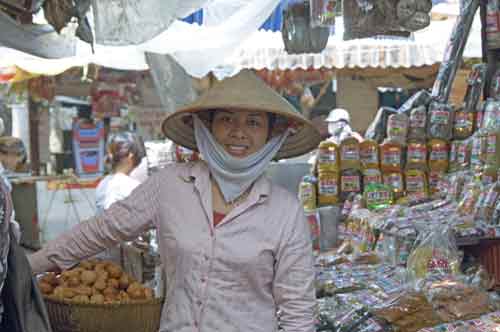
<box><xmin>28</xmin><ymin>95</ymin><xmax>40</xmax><ymax>175</ymax></box>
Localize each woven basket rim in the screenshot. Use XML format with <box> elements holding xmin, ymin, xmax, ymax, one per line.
<box><xmin>44</xmin><ymin>295</ymin><xmax>165</xmax><ymax>308</ymax></box>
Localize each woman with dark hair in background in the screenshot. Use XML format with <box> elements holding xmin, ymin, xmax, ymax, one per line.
<box><xmin>95</xmin><ymin>131</ymin><xmax>146</xmax><ymax>214</ymax></box>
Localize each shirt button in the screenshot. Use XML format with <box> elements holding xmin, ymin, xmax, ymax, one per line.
<box><xmin>197</xmin><ymin>300</ymin><xmax>202</xmax><ymax>306</ymax></box>
<box><xmin>201</xmin><ymin>277</ymin><xmax>206</xmax><ymax>283</ymax></box>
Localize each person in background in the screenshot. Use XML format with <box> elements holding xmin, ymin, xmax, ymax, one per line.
<box><xmin>0</xmin><ymin>137</ymin><xmax>52</xmax><ymax>332</ymax></box>
<box><xmin>325</xmin><ymin>108</ymin><xmax>363</xmax><ymax>144</ymax></box>
<box><xmin>95</xmin><ymin>131</ymin><xmax>146</xmax><ymax>214</ymax></box>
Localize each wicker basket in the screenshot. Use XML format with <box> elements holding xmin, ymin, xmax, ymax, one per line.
<box><xmin>44</xmin><ymin>297</ymin><xmax>164</xmax><ymax>332</ymax></box>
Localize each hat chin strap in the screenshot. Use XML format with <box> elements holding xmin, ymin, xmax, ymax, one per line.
<box><xmin>193</xmin><ymin>115</ymin><xmax>290</xmax><ymax>203</ymax></box>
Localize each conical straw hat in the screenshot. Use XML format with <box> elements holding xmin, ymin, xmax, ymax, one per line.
<box><xmin>161</xmin><ymin>70</ymin><xmax>321</xmax><ymax>159</ymax></box>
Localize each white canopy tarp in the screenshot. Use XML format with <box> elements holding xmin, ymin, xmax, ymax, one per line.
<box><xmin>0</xmin><ymin>0</ymin><xmax>482</xmax><ymax>78</ymax></box>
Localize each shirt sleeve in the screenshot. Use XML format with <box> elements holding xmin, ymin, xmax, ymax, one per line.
<box><xmin>28</xmin><ymin>174</ymin><xmax>161</xmax><ymax>274</ymax></box>
<box><xmin>273</xmin><ymin>204</ymin><xmax>316</xmax><ymax>332</ymax></box>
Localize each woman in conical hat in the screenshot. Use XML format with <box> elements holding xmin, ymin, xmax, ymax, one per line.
<box><xmin>29</xmin><ymin>70</ymin><xmax>321</xmax><ymax>332</ymax></box>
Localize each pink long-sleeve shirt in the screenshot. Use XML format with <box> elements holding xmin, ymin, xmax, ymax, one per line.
<box><xmin>29</xmin><ymin>162</ymin><xmax>316</xmax><ymax>332</ymax></box>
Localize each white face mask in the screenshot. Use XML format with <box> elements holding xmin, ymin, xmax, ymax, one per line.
<box><xmin>328</xmin><ymin>121</ymin><xmax>346</xmax><ymax>136</ymax></box>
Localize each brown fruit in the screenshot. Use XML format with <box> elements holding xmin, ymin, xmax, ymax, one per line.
<box><xmin>96</xmin><ymin>270</ymin><xmax>109</xmax><ymax>281</ymax></box>
<box><xmin>39</xmin><ymin>282</ymin><xmax>54</xmax><ymax>295</ymax></box>
<box><xmin>80</xmin><ymin>270</ymin><xmax>97</xmax><ymax>286</ymax></box>
<box><xmin>74</xmin><ymin>285</ymin><xmax>92</xmax><ymax>296</ymax></box>
<box><xmin>127</xmin><ymin>282</ymin><xmax>142</xmax><ymax>294</ymax></box>
<box><xmin>105</xmin><ymin>264</ymin><xmax>123</xmax><ymax>279</ymax></box>
<box><xmin>128</xmin><ymin>288</ymin><xmax>145</xmax><ymax>300</ymax></box>
<box><xmin>40</xmin><ymin>272</ymin><xmax>58</xmax><ymax>286</ymax></box>
<box><xmin>118</xmin><ymin>291</ymin><xmax>130</xmax><ymax>303</ymax></box>
<box><xmin>90</xmin><ymin>293</ymin><xmax>105</xmax><ymax>304</ymax></box>
<box><xmin>67</xmin><ymin>276</ymin><xmax>81</xmax><ymax>288</ymax></box>
<box><xmin>144</xmin><ymin>288</ymin><xmax>154</xmax><ymax>300</ymax></box>
<box><xmin>94</xmin><ymin>279</ymin><xmax>107</xmax><ymax>291</ymax></box>
<box><xmin>72</xmin><ymin>295</ymin><xmax>90</xmax><ymax>304</ymax></box>
<box><xmin>107</xmin><ymin>278</ymin><xmax>119</xmax><ymax>289</ymax></box>
<box><xmin>79</xmin><ymin>260</ymin><xmax>94</xmax><ymax>270</ymax></box>
<box><xmin>94</xmin><ymin>263</ymin><xmax>107</xmax><ymax>272</ymax></box>
<box><xmin>53</xmin><ymin>286</ymin><xmax>66</xmax><ymax>300</ymax></box>
<box><xmin>62</xmin><ymin>287</ymin><xmax>77</xmax><ymax>299</ymax></box>
<box><xmin>118</xmin><ymin>274</ymin><xmax>130</xmax><ymax>290</ymax></box>
<box><xmin>103</xmin><ymin>286</ymin><xmax>119</xmax><ymax>298</ymax></box>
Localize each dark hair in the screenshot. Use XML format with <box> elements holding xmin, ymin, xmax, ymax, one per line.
<box><xmin>0</xmin><ymin>137</ymin><xmax>26</xmax><ymax>162</ymax></box>
<box><xmin>106</xmin><ymin>132</ymin><xmax>146</xmax><ymax>169</ymax></box>
<box><xmin>208</xmin><ymin>109</ymin><xmax>277</xmax><ymax>139</ymax></box>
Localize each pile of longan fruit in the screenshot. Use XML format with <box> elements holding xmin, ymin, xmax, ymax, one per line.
<box><xmin>38</xmin><ymin>260</ymin><xmax>154</xmax><ymax>304</ymax></box>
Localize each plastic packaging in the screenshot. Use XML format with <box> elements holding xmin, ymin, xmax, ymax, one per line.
<box><xmin>406</xmin><ymin>141</ymin><xmax>427</xmax><ymax>170</ymax></box>
<box><xmin>470</xmin><ymin>133</ymin><xmax>484</xmax><ymax>170</ymax></box>
<box><xmin>448</xmin><ymin>140</ymin><xmax>460</xmax><ymax>172</ymax></box>
<box><xmin>380</xmin><ymin>141</ymin><xmax>403</xmax><ymax>173</ymax></box>
<box><xmin>427</xmin><ymin>102</ymin><xmax>454</xmax><ymax>140</ymax></box>
<box><xmin>299</xmin><ymin>175</ymin><xmax>318</xmax><ymax>211</ymax></box>
<box><xmin>360</xmin><ymin>140</ymin><xmax>379</xmax><ymax>170</ymax></box>
<box><xmin>405</xmin><ymin>169</ymin><xmax>428</xmax><ymax>201</ymax></box>
<box><xmin>453</xmin><ymin>107</ymin><xmax>475</xmax><ymax>139</ymax></box>
<box><xmin>457</xmin><ymin>180</ymin><xmax>482</xmax><ymax>216</ymax></box>
<box><xmin>386</xmin><ymin>113</ymin><xmax>409</xmax><ymax>145</ymax></box>
<box><xmin>428</xmin><ymin>139</ymin><xmax>449</xmax><ymax>172</ymax></box>
<box><xmin>310</xmin><ymin>0</ymin><xmax>337</xmax><ymax>27</ymax></box>
<box><xmin>364</xmin><ymin>107</ymin><xmax>397</xmax><ymax>143</ymax></box>
<box><xmin>407</xmin><ymin>227</ymin><xmax>461</xmax><ymax>281</ymax></box>
<box><xmin>363</xmin><ymin>168</ymin><xmax>382</xmax><ymax>187</ymax></box>
<box><xmin>340</xmin><ymin>169</ymin><xmax>363</xmax><ymax>201</ymax></box>
<box><xmin>482</xmin><ymin>131</ymin><xmax>500</xmax><ymax>167</ymax></box>
<box><xmin>398</xmin><ymin>90</ymin><xmax>432</xmax><ymax>115</ymax></box>
<box><xmin>408</xmin><ymin>106</ymin><xmax>427</xmax><ymax>140</ymax></box>
<box><xmin>383</xmin><ymin>172</ymin><xmax>405</xmax><ymax>201</ymax></box>
<box><xmin>482</xmin><ymin>165</ymin><xmax>498</xmax><ymax>185</ymax></box>
<box><xmin>364</xmin><ymin>183</ymin><xmax>393</xmax><ymax>210</ymax></box>
<box><xmin>340</xmin><ymin>137</ymin><xmax>361</xmax><ymax>170</ymax></box>
<box><xmin>318</xmin><ymin>171</ymin><xmax>339</xmax><ymax>206</ymax></box>
<box><xmin>481</xmin><ymin>98</ymin><xmax>500</xmax><ymax>131</ymax></box>
<box><xmin>463</xmin><ymin>64</ymin><xmax>487</xmax><ymax>113</ymax></box>
<box><xmin>475</xmin><ymin>182</ymin><xmax>500</xmax><ymax>223</ymax></box>
<box><xmin>456</xmin><ymin>138</ymin><xmax>472</xmax><ymax>171</ymax></box>
<box><xmin>318</xmin><ymin>140</ymin><xmax>339</xmax><ymax>172</ymax></box>
<box><xmin>428</xmin><ymin>171</ymin><xmax>446</xmax><ymax>196</ymax></box>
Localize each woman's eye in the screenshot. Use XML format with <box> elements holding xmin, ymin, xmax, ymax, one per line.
<box><xmin>219</xmin><ymin>116</ymin><xmax>232</xmax><ymax>124</ymax></box>
<box><xmin>248</xmin><ymin>119</ymin><xmax>262</xmax><ymax>127</ymax></box>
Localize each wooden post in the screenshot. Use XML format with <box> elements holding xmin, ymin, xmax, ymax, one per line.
<box><xmin>28</xmin><ymin>96</ymin><xmax>40</xmax><ymax>176</ymax></box>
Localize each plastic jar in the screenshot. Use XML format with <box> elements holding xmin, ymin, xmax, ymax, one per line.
<box><xmin>380</xmin><ymin>141</ymin><xmax>403</xmax><ymax>173</ymax></box>
<box><xmin>340</xmin><ymin>137</ymin><xmax>361</xmax><ymax>170</ymax></box>
<box><xmin>340</xmin><ymin>169</ymin><xmax>363</xmax><ymax>202</ymax></box>
<box><xmin>405</xmin><ymin>169</ymin><xmax>428</xmax><ymax>200</ymax></box>
<box><xmin>453</xmin><ymin>107</ymin><xmax>475</xmax><ymax>139</ymax></box>
<box><xmin>360</xmin><ymin>140</ymin><xmax>379</xmax><ymax>170</ymax></box>
<box><xmin>299</xmin><ymin>175</ymin><xmax>317</xmax><ymax>211</ymax></box>
<box><xmin>428</xmin><ymin>139</ymin><xmax>449</xmax><ymax>172</ymax></box>
<box><xmin>317</xmin><ymin>140</ymin><xmax>339</xmax><ymax>172</ymax></box>
<box><xmin>408</xmin><ymin>106</ymin><xmax>427</xmax><ymax>140</ymax></box>
<box><xmin>363</xmin><ymin>168</ymin><xmax>382</xmax><ymax>187</ymax></box>
<box><xmin>383</xmin><ymin>172</ymin><xmax>405</xmax><ymax>201</ymax></box>
<box><xmin>318</xmin><ymin>171</ymin><xmax>339</xmax><ymax>206</ymax></box>
<box><xmin>406</xmin><ymin>141</ymin><xmax>427</xmax><ymax>170</ymax></box>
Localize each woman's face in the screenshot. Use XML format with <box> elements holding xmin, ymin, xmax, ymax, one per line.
<box><xmin>211</xmin><ymin>110</ymin><xmax>270</xmax><ymax>158</ymax></box>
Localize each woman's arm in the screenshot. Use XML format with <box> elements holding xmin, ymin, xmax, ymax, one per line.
<box><xmin>28</xmin><ymin>174</ymin><xmax>161</xmax><ymax>274</ymax></box>
<box><xmin>273</xmin><ymin>205</ymin><xmax>316</xmax><ymax>332</ymax></box>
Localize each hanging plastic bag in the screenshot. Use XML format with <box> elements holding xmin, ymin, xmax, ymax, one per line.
<box><xmin>364</xmin><ymin>107</ymin><xmax>397</xmax><ymax>143</ymax></box>
<box><xmin>386</xmin><ymin>113</ymin><xmax>409</xmax><ymax>146</ymax></box>
<box><xmin>407</xmin><ymin>226</ymin><xmax>462</xmax><ymax>282</ymax></box>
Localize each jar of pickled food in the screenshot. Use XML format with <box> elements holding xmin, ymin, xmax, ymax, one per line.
<box><xmin>363</xmin><ymin>168</ymin><xmax>382</xmax><ymax>187</ymax></box>
<box><xmin>383</xmin><ymin>172</ymin><xmax>405</xmax><ymax>201</ymax></box>
<box><xmin>340</xmin><ymin>137</ymin><xmax>361</xmax><ymax>170</ymax></box>
<box><xmin>318</xmin><ymin>171</ymin><xmax>339</xmax><ymax>206</ymax></box>
<box><xmin>340</xmin><ymin>169</ymin><xmax>362</xmax><ymax>202</ymax></box>
<box><xmin>317</xmin><ymin>140</ymin><xmax>339</xmax><ymax>172</ymax></box>
<box><xmin>299</xmin><ymin>175</ymin><xmax>317</xmax><ymax>211</ymax></box>
<box><xmin>406</xmin><ymin>141</ymin><xmax>427</xmax><ymax>170</ymax></box>
<box><xmin>360</xmin><ymin>140</ymin><xmax>379</xmax><ymax>170</ymax></box>
<box><xmin>428</xmin><ymin>139</ymin><xmax>449</xmax><ymax>172</ymax></box>
<box><xmin>453</xmin><ymin>107</ymin><xmax>475</xmax><ymax>139</ymax></box>
<box><xmin>405</xmin><ymin>169</ymin><xmax>428</xmax><ymax>200</ymax></box>
<box><xmin>380</xmin><ymin>141</ymin><xmax>403</xmax><ymax>173</ymax></box>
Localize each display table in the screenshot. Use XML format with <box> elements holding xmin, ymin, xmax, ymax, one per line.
<box><xmin>11</xmin><ymin>175</ymin><xmax>100</xmax><ymax>249</ymax></box>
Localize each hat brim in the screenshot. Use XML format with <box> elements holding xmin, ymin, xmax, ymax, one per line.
<box><xmin>162</xmin><ymin>106</ymin><xmax>321</xmax><ymax>160</ymax></box>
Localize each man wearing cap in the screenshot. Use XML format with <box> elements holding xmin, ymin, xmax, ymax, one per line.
<box><xmin>325</xmin><ymin>108</ymin><xmax>363</xmax><ymax>144</ymax></box>
<box><xmin>29</xmin><ymin>70</ymin><xmax>320</xmax><ymax>332</ymax></box>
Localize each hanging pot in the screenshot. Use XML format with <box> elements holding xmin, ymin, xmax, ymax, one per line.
<box><xmin>282</xmin><ymin>1</ymin><xmax>330</xmax><ymax>54</ymax></box>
